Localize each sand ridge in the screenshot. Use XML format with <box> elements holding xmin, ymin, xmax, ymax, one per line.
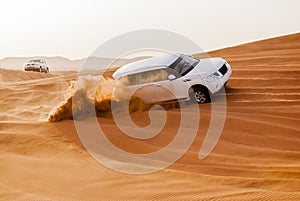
<box><xmin>0</xmin><ymin>33</ymin><xmax>300</xmax><ymax>200</ymax></box>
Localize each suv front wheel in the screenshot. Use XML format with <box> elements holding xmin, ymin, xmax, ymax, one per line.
<box><xmin>189</xmin><ymin>86</ymin><xmax>211</xmax><ymax>104</ymax></box>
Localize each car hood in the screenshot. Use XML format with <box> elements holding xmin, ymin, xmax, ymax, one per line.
<box><xmin>193</xmin><ymin>58</ymin><xmax>225</xmax><ymax>74</ymax></box>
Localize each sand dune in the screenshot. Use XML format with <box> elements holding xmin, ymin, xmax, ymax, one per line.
<box><xmin>0</xmin><ymin>33</ymin><xmax>300</xmax><ymax>200</ymax></box>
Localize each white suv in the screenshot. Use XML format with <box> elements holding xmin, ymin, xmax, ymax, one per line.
<box><xmin>24</xmin><ymin>59</ymin><xmax>49</xmax><ymax>73</ymax></box>
<box><xmin>112</xmin><ymin>54</ymin><xmax>231</xmax><ymax>104</ymax></box>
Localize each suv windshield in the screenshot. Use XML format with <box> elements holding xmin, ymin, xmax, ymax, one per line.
<box><xmin>29</xmin><ymin>60</ymin><xmax>41</xmax><ymax>63</ymax></box>
<box><xmin>168</xmin><ymin>55</ymin><xmax>199</xmax><ymax>76</ymax></box>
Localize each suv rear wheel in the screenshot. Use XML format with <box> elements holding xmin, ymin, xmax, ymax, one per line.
<box><xmin>189</xmin><ymin>86</ymin><xmax>211</xmax><ymax>104</ymax></box>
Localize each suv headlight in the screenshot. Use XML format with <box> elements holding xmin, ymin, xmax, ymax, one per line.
<box><xmin>203</xmin><ymin>72</ymin><xmax>221</xmax><ymax>82</ymax></box>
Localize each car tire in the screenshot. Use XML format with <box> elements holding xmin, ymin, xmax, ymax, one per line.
<box><xmin>45</xmin><ymin>67</ymin><xmax>49</xmax><ymax>73</ymax></box>
<box><xmin>39</xmin><ymin>67</ymin><xmax>42</xmax><ymax>72</ymax></box>
<box><xmin>189</xmin><ymin>86</ymin><xmax>211</xmax><ymax>104</ymax></box>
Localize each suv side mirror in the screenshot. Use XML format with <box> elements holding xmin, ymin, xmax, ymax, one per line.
<box><xmin>168</xmin><ymin>74</ymin><xmax>176</xmax><ymax>81</ymax></box>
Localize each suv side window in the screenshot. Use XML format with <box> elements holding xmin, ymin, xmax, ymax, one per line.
<box><xmin>125</xmin><ymin>68</ymin><xmax>169</xmax><ymax>86</ymax></box>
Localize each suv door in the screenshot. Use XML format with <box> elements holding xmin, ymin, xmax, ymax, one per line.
<box><xmin>126</xmin><ymin>72</ymin><xmax>161</xmax><ymax>104</ymax></box>
<box><xmin>154</xmin><ymin>69</ymin><xmax>189</xmax><ymax>102</ymax></box>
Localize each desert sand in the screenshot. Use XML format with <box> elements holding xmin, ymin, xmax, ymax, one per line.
<box><xmin>0</xmin><ymin>33</ymin><xmax>300</xmax><ymax>200</ymax></box>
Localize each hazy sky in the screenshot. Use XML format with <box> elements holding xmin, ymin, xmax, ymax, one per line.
<box><xmin>0</xmin><ymin>0</ymin><xmax>299</xmax><ymax>59</ymax></box>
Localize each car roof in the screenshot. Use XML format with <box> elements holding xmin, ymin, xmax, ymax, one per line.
<box><xmin>113</xmin><ymin>53</ymin><xmax>180</xmax><ymax>79</ymax></box>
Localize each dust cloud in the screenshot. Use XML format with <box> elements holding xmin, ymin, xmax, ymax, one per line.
<box><xmin>48</xmin><ymin>75</ymin><xmax>155</xmax><ymax>122</ymax></box>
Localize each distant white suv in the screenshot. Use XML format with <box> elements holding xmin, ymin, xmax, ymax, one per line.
<box><xmin>24</xmin><ymin>59</ymin><xmax>49</xmax><ymax>73</ymax></box>
<box><xmin>112</xmin><ymin>54</ymin><xmax>231</xmax><ymax>104</ymax></box>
